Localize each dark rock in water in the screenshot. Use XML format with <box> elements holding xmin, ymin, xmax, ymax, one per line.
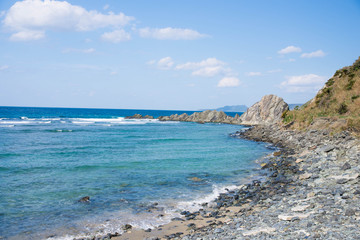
<box><xmin>144</xmin><ymin>228</ymin><xmax>152</xmax><ymax>232</ymax></box>
<box><xmin>171</xmin><ymin>217</ymin><xmax>185</xmax><ymax>221</ymax></box>
<box><xmin>180</xmin><ymin>210</ymin><xmax>190</xmax><ymax>216</ymax></box>
<box><xmin>78</xmin><ymin>196</ymin><xmax>90</xmax><ymax>202</ymax></box>
<box><xmin>122</xmin><ymin>224</ymin><xmax>132</xmax><ymax>231</ymax></box>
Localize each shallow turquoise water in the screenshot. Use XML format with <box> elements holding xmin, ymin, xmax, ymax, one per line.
<box><xmin>0</xmin><ymin>107</ymin><xmax>271</xmax><ymax>239</ymax></box>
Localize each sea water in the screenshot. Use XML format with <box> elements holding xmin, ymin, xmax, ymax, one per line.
<box><xmin>0</xmin><ymin>107</ymin><xmax>271</xmax><ymax>239</ymax></box>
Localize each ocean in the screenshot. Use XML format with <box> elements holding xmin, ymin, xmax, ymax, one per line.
<box><xmin>0</xmin><ymin>106</ymin><xmax>272</xmax><ymax>239</ymax></box>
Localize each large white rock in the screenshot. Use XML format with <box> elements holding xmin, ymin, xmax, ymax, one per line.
<box><xmin>239</xmin><ymin>94</ymin><xmax>289</xmax><ymax>125</ymax></box>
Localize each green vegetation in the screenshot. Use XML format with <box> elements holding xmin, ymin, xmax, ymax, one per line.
<box><xmin>338</xmin><ymin>103</ymin><xmax>348</xmax><ymax>114</ymax></box>
<box><xmin>326</xmin><ymin>78</ymin><xmax>335</xmax><ymax>87</ymax></box>
<box><xmin>351</xmin><ymin>95</ymin><xmax>360</xmax><ymax>101</ymax></box>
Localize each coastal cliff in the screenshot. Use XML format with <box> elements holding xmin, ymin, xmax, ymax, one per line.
<box><xmin>126</xmin><ymin>94</ymin><xmax>289</xmax><ymax>126</ymax></box>
<box><xmin>239</xmin><ymin>94</ymin><xmax>289</xmax><ymax>125</ymax></box>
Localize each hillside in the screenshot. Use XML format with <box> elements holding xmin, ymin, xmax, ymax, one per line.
<box><xmin>282</xmin><ymin>56</ymin><xmax>360</xmax><ymax>133</ymax></box>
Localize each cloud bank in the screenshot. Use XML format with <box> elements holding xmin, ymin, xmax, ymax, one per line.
<box><xmin>3</xmin><ymin>0</ymin><xmax>134</xmax><ymax>41</ymax></box>
<box><xmin>150</xmin><ymin>57</ymin><xmax>240</xmax><ymax>87</ymax></box>
<box><xmin>281</xmin><ymin>74</ymin><xmax>326</xmax><ymax>92</ymax></box>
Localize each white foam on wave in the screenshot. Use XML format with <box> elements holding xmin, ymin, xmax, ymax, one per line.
<box><xmin>0</xmin><ymin>119</ymin><xmax>52</xmax><ymax>125</ymax></box>
<box><xmin>176</xmin><ymin>184</ymin><xmax>239</xmax><ymax>212</ymax></box>
<box><xmin>0</xmin><ymin>120</ymin><xmax>33</xmax><ymax>125</ymax></box>
<box><xmin>70</xmin><ymin>117</ymin><xmax>160</xmax><ymax>125</ymax></box>
<box><xmin>0</xmin><ymin>117</ymin><xmax>178</xmax><ymax>127</ymax></box>
<box><xmin>47</xmin><ymin>207</ymin><xmax>176</xmax><ymax>240</ymax></box>
<box><xmin>45</xmin><ymin>183</ymin><xmax>244</xmax><ymax>240</ymax></box>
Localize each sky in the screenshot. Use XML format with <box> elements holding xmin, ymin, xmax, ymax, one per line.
<box><xmin>0</xmin><ymin>0</ymin><xmax>360</xmax><ymax>110</ymax></box>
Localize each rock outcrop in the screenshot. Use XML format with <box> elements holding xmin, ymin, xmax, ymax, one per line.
<box><xmin>158</xmin><ymin>110</ymin><xmax>241</xmax><ymax>124</ymax></box>
<box><xmin>239</xmin><ymin>94</ymin><xmax>289</xmax><ymax>125</ymax></box>
<box><xmin>125</xmin><ymin>114</ymin><xmax>154</xmax><ymax>119</ymax></box>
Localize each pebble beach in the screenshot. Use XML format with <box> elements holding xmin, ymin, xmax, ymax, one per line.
<box><xmin>99</xmin><ymin>124</ymin><xmax>360</xmax><ymax>240</ymax></box>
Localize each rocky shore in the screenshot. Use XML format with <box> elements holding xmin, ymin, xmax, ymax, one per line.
<box><xmin>77</xmin><ymin>124</ymin><xmax>359</xmax><ymax>240</ymax></box>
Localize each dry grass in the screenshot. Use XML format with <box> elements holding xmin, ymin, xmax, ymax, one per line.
<box><xmin>282</xmin><ymin>57</ymin><xmax>360</xmax><ymax>133</ymax></box>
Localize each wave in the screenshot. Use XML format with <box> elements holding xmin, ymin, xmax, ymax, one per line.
<box><xmin>176</xmin><ymin>184</ymin><xmax>239</xmax><ymax>212</ymax></box>
<box><xmin>47</xmin><ymin>183</ymin><xmax>247</xmax><ymax>240</ymax></box>
<box><xmin>0</xmin><ymin>117</ymin><xmax>172</xmax><ymax>127</ymax></box>
<box><xmin>46</xmin><ymin>129</ymin><xmax>73</xmax><ymax>133</ymax></box>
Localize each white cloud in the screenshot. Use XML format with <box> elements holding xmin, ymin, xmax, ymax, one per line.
<box><xmin>278</xmin><ymin>46</ymin><xmax>302</xmax><ymax>54</ymax></box>
<box><xmin>103</xmin><ymin>4</ymin><xmax>110</xmax><ymax>10</ymax></box>
<box><xmin>301</xmin><ymin>50</ymin><xmax>326</xmax><ymax>58</ymax></box>
<box><xmin>63</xmin><ymin>48</ymin><xmax>95</xmax><ymax>54</ymax></box>
<box><xmin>157</xmin><ymin>57</ymin><xmax>174</xmax><ymax>69</ymax></box>
<box><xmin>0</xmin><ymin>11</ymin><xmax>5</xmax><ymax>18</ymax></box>
<box><xmin>192</xmin><ymin>66</ymin><xmax>226</xmax><ymax>77</ymax></box>
<box><xmin>151</xmin><ymin>57</ymin><xmax>238</xmax><ymax>86</ymax></box>
<box><xmin>101</xmin><ymin>30</ymin><xmax>131</xmax><ymax>43</ymax></box>
<box><xmin>246</xmin><ymin>72</ymin><xmax>262</xmax><ymax>76</ymax></box>
<box><xmin>217</xmin><ymin>77</ymin><xmax>240</xmax><ymax>87</ymax></box>
<box><xmin>139</xmin><ymin>27</ymin><xmax>207</xmax><ymax>40</ymax></box>
<box><xmin>280</xmin><ymin>74</ymin><xmax>326</xmax><ymax>92</ymax></box>
<box><xmin>9</xmin><ymin>30</ymin><xmax>45</xmax><ymax>41</ymax></box>
<box><xmin>3</xmin><ymin>0</ymin><xmax>134</xmax><ymax>40</ymax></box>
<box><xmin>0</xmin><ymin>65</ymin><xmax>9</xmax><ymax>71</ymax></box>
<box><xmin>175</xmin><ymin>58</ymin><xmax>231</xmax><ymax>77</ymax></box>
<box><xmin>176</xmin><ymin>58</ymin><xmax>225</xmax><ymax>70</ymax></box>
<box><xmin>289</xmin><ymin>58</ymin><xmax>296</xmax><ymax>62</ymax></box>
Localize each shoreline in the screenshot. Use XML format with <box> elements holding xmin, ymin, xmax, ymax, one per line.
<box><xmin>100</xmin><ymin>123</ymin><xmax>360</xmax><ymax>240</ymax></box>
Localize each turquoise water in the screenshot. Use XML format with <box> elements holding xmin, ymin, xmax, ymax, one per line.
<box><xmin>0</xmin><ymin>107</ymin><xmax>271</xmax><ymax>239</ymax></box>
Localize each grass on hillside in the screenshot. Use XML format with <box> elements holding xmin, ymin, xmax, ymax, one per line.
<box><xmin>282</xmin><ymin>57</ymin><xmax>360</xmax><ymax>133</ymax></box>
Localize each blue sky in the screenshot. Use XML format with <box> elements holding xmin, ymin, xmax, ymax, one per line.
<box><xmin>0</xmin><ymin>0</ymin><xmax>360</xmax><ymax>110</ymax></box>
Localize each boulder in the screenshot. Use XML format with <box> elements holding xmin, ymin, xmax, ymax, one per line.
<box><xmin>239</xmin><ymin>95</ymin><xmax>289</xmax><ymax>125</ymax></box>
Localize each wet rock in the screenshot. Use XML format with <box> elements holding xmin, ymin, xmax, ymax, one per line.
<box><xmin>78</xmin><ymin>196</ymin><xmax>90</xmax><ymax>202</ymax></box>
<box><xmin>122</xmin><ymin>224</ymin><xmax>132</xmax><ymax>231</ymax></box>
